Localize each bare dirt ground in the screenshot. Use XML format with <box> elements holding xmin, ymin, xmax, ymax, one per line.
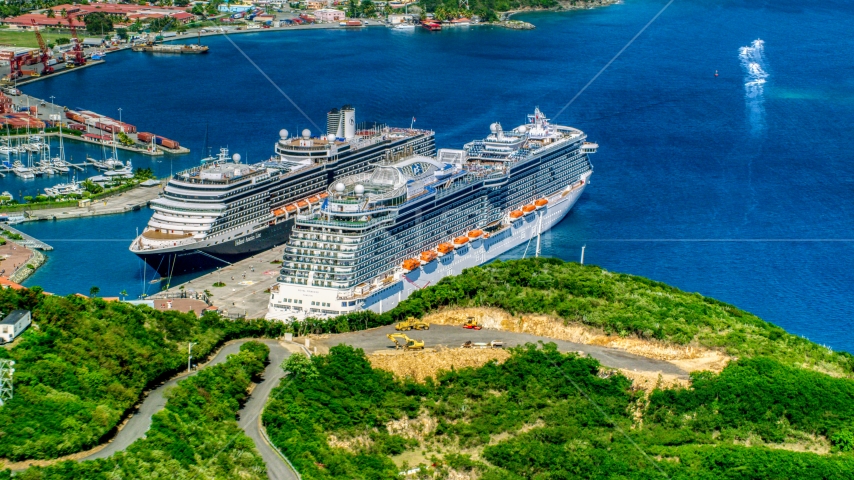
<box><xmin>422</xmin><ymin>307</ymin><xmax>732</xmax><ymax>374</ymax></box>
<box><xmin>369</xmin><ymin>347</ymin><xmax>512</xmax><ymax>383</ymax></box>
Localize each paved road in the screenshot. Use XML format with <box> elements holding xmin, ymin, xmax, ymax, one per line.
<box><xmin>238</xmin><ymin>340</ymin><xmax>300</xmax><ymax>480</ymax></box>
<box><xmin>82</xmin><ymin>338</ymin><xmax>300</xmax><ymax>480</ymax></box>
<box><xmin>315</xmin><ymin>325</ymin><xmax>688</xmax><ymax>377</ymax></box>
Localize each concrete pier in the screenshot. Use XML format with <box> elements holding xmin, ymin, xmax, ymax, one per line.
<box><xmin>9</xmin><ymin>181</ymin><xmax>164</xmax><ymax>222</ymax></box>
<box><xmin>152</xmin><ymin>246</ymin><xmax>284</xmax><ymax>320</ymax></box>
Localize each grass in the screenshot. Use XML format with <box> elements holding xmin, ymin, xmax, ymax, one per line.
<box><xmin>0</xmin><ymin>30</ymin><xmax>76</xmax><ymax>49</ymax></box>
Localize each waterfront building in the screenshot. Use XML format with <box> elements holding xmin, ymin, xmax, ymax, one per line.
<box><xmin>314</xmin><ymin>8</ymin><xmax>346</xmax><ymax>22</ymax></box>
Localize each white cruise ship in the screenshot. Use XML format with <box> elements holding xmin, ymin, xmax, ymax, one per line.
<box><xmin>268</xmin><ymin>108</ymin><xmax>597</xmax><ymax>320</ymax></box>
<box><xmin>129</xmin><ymin>106</ymin><xmax>436</xmax><ymax>275</ymax></box>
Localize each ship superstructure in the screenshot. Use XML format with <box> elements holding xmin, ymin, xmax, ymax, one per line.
<box><xmin>130</xmin><ymin>106</ymin><xmax>435</xmax><ymax>274</ymax></box>
<box><xmin>268</xmin><ymin>108</ymin><xmax>597</xmax><ymax>319</ymax></box>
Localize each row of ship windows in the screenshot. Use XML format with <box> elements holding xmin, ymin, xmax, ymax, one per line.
<box><xmin>279</xmin><ymin>298</ymin><xmax>304</xmax><ymax>304</ymax></box>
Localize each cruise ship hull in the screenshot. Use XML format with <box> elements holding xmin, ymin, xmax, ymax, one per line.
<box><xmin>136</xmin><ymin>219</ymin><xmax>295</xmax><ymax>276</ymax></box>
<box><xmin>267</xmin><ymin>179</ymin><xmax>587</xmax><ymax>321</ymax></box>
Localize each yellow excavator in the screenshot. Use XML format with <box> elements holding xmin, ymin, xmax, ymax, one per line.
<box><xmin>394</xmin><ymin>316</ymin><xmax>430</xmax><ymax>331</ymax></box>
<box><xmin>462</xmin><ymin>316</ymin><xmax>482</xmax><ymax>330</ymax></box>
<box><xmin>387</xmin><ymin>333</ymin><xmax>425</xmax><ymax>350</ymax></box>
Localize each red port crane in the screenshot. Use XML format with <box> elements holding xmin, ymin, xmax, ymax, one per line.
<box><xmin>64</xmin><ymin>14</ymin><xmax>86</xmax><ymax>66</ymax></box>
<box><xmin>31</xmin><ymin>20</ymin><xmax>54</xmax><ymax>75</ymax></box>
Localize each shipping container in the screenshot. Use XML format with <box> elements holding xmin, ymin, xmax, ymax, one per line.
<box><xmin>137</xmin><ymin>132</ymin><xmax>155</xmax><ymax>143</ymax></box>
<box><xmin>155</xmin><ymin>136</ymin><xmax>179</xmax><ymax>149</ymax></box>
<box><xmin>68</xmin><ymin>123</ymin><xmax>87</xmax><ymax>131</ymax></box>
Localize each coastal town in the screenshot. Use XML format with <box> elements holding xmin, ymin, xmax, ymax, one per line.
<box><xmin>0</xmin><ymin>0</ymin><xmax>850</xmax><ymax>479</ymax></box>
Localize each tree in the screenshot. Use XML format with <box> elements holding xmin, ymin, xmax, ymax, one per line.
<box><xmin>119</xmin><ymin>289</ymin><xmax>128</xmax><ymax>300</ymax></box>
<box><xmin>360</xmin><ymin>0</ymin><xmax>376</xmax><ymax>17</ymax></box>
<box><xmin>46</xmin><ymin>8</ymin><xmax>55</xmax><ymax>18</ymax></box>
<box><xmin>174</xmin><ymin>0</ymin><xmax>190</xmax><ymax>6</ymax></box>
<box><xmin>281</xmin><ymin>354</ymin><xmax>318</xmax><ymax>381</ymax></box>
<box><xmin>83</xmin><ymin>12</ymin><xmax>113</xmax><ymax>35</ymax></box>
<box><xmin>115</xmin><ymin>27</ymin><xmax>128</xmax><ymax>40</ymax></box>
<box><xmin>89</xmin><ymin>286</ymin><xmax>100</xmax><ymax>297</ymax></box>
<box><xmin>55</xmin><ymin>37</ymin><xmax>71</xmax><ymax>45</ymax></box>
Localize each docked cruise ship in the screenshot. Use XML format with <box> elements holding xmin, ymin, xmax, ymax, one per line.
<box><xmin>267</xmin><ymin>108</ymin><xmax>596</xmax><ymax>320</ymax></box>
<box><xmin>129</xmin><ymin>106</ymin><xmax>435</xmax><ymax>275</ymax></box>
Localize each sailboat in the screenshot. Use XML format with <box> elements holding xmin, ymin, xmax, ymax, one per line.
<box><xmin>51</xmin><ymin>129</ymin><xmax>71</xmax><ymax>173</ymax></box>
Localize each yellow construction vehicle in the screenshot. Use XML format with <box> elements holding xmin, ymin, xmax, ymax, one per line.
<box><xmin>387</xmin><ymin>333</ymin><xmax>425</xmax><ymax>350</ymax></box>
<box><xmin>462</xmin><ymin>316</ymin><xmax>482</xmax><ymax>330</ymax></box>
<box><xmin>394</xmin><ymin>316</ymin><xmax>430</xmax><ymax>331</ymax></box>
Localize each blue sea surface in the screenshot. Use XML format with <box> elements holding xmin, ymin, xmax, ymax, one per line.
<box><xmin>9</xmin><ymin>0</ymin><xmax>854</xmax><ymax>351</ymax></box>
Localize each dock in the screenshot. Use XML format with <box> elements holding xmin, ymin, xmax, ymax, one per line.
<box><xmin>5</xmin><ymin>93</ymin><xmax>190</xmax><ymax>157</ymax></box>
<box><xmin>0</xmin><ymin>161</ymin><xmax>86</xmax><ymax>175</ymax></box>
<box><xmin>0</xmin><ymin>222</ymin><xmax>52</xmax><ymax>250</ymax></box>
<box><xmin>10</xmin><ymin>181</ymin><xmax>164</xmax><ymax>222</ymax></box>
<box><xmin>151</xmin><ymin>246</ymin><xmax>283</xmax><ymax>320</ymax></box>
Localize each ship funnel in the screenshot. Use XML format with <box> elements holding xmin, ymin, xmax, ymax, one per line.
<box><xmin>343</xmin><ymin>106</ymin><xmax>356</xmax><ymax>140</ymax></box>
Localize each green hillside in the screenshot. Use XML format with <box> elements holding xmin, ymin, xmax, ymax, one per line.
<box><xmin>262</xmin><ymin>258</ymin><xmax>854</xmax><ymax>479</ymax></box>
<box><xmin>0</xmin><ymin>287</ymin><xmax>285</xmax><ymax>461</ymax></box>
<box><xmin>13</xmin><ymin>341</ymin><xmax>270</xmax><ymax>480</ymax></box>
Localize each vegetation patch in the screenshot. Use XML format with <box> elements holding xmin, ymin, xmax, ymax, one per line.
<box><xmin>12</xmin><ymin>342</ymin><xmax>270</xmax><ymax>480</ymax></box>
<box><xmin>265</xmin><ymin>344</ymin><xmax>854</xmax><ymax>479</ymax></box>
<box><xmin>0</xmin><ymin>287</ymin><xmax>287</xmax><ymax>461</ymax></box>
<box><xmin>212</xmin><ymin>281</ymin><xmax>226</xmax><ymax>287</ymax></box>
<box><xmin>284</xmin><ymin>259</ymin><xmax>854</xmax><ymax>378</ymax></box>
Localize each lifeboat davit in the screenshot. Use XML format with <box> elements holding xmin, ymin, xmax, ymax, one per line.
<box><xmin>420</xmin><ymin>250</ymin><xmax>438</xmax><ymax>264</ymax></box>
<box><xmin>534</xmin><ymin>198</ymin><xmax>549</xmax><ymax>208</ymax></box>
<box><xmin>522</xmin><ymin>204</ymin><xmax>536</xmax><ymax>214</ymax></box>
<box><xmin>437</xmin><ymin>243</ymin><xmax>454</xmax><ymax>256</ymax></box>
<box><xmin>453</xmin><ymin>236</ymin><xmax>470</xmax><ymax>246</ymax></box>
<box><xmin>468</xmin><ymin>229</ymin><xmax>483</xmax><ymax>239</ymax></box>
<box><xmin>402</xmin><ymin>258</ymin><xmax>421</xmax><ymax>272</ymax></box>
<box><xmin>510</xmin><ymin>210</ymin><xmax>524</xmax><ymax>221</ymax></box>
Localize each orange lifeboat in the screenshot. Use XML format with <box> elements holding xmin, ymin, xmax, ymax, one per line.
<box><xmin>420</xmin><ymin>250</ymin><xmax>438</xmax><ymax>263</ymax></box>
<box><xmin>273</xmin><ymin>208</ymin><xmax>285</xmax><ymax>216</ymax></box>
<box><xmin>297</xmin><ymin>200</ymin><xmax>308</xmax><ymax>208</ymax></box>
<box><xmin>535</xmin><ymin>198</ymin><xmax>549</xmax><ymax>208</ymax></box>
<box><xmin>453</xmin><ymin>236</ymin><xmax>470</xmax><ymax>246</ymax></box>
<box><xmin>402</xmin><ymin>258</ymin><xmax>421</xmax><ymax>271</ymax></box>
<box><xmin>308</xmin><ymin>195</ymin><xmax>320</xmax><ymax>203</ymax></box>
<box><xmin>285</xmin><ymin>204</ymin><xmax>297</xmax><ymax>213</ymax></box>
<box><xmin>437</xmin><ymin>243</ymin><xmax>454</xmax><ymax>255</ymax></box>
<box><xmin>319</xmin><ymin>192</ymin><xmax>329</xmax><ymax>199</ymax></box>
<box><xmin>468</xmin><ymin>229</ymin><xmax>483</xmax><ymax>239</ymax></box>
<box><xmin>522</xmin><ymin>204</ymin><xmax>536</xmax><ymax>214</ymax></box>
<box><xmin>510</xmin><ymin>210</ymin><xmax>524</xmax><ymax>221</ymax></box>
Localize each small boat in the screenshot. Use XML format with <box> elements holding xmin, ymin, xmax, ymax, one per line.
<box><xmin>44</xmin><ymin>178</ymin><xmax>83</xmax><ymax>197</ymax></box>
<box><xmin>393</xmin><ymin>23</ymin><xmax>416</xmax><ymax>30</ymax></box>
<box><xmin>88</xmin><ymin>156</ymin><xmax>125</xmax><ymax>170</ymax></box>
<box><xmin>11</xmin><ymin>160</ymin><xmax>34</xmax><ymax>179</ymax></box>
<box><xmin>0</xmin><ymin>145</ymin><xmax>18</xmax><ymax>155</ymax></box>
<box><xmin>715</xmin><ymin>69</ymin><xmax>719</xmax><ymax>77</ymax></box>
<box><xmin>51</xmin><ymin>157</ymin><xmax>70</xmax><ymax>173</ymax></box>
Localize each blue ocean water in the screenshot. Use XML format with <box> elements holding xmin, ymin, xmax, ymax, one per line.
<box><xmin>9</xmin><ymin>0</ymin><xmax>854</xmax><ymax>350</ymax></box>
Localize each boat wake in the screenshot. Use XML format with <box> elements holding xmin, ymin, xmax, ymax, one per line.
<box><xmin>739</xmin><ymin>39</ymin><xmax>768</xmax><ymax>135</ymax></box>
